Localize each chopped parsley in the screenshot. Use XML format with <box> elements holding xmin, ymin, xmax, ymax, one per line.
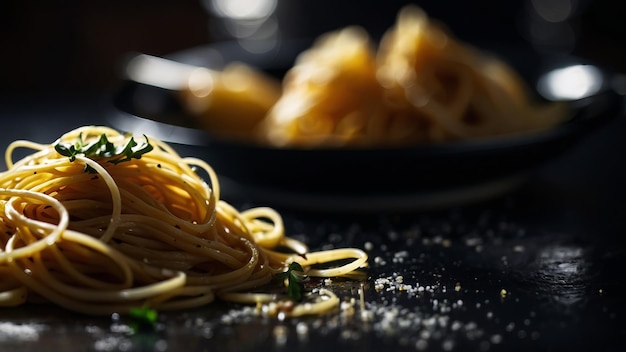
<box><xmin>54</xmin><ymin>132</ymin><xmax>153</xmax><ymax>173</ymax></box>
<box><xmin>128</xmin><ymin>306</ymin><xmax>158</xmax><ymax>330</ymax></box>
<box><xmin>275</xmin><ymin>262</ymin><xmax>307</xmax><ymax>301</ymax></box>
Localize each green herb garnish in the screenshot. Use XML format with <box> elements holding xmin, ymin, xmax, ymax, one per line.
<box><xmin>129</xmin><ymin>306</ymin><xmax>158</xmax><ymax>328</ymax></box>
<box><xmin>54</xmin><ymin>132</ymin><xmax>153</xmax><ymax>173</ymax></box>
<box><xmin>275</xmin><ymin>262</ymin><xmax>307</xmax><ymax>301</ymax></box>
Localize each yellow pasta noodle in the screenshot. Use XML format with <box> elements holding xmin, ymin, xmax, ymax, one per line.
<box><xmin>375</xmin><ymin>5</ymin><xmax>568</xmax><ymax>143</ymax></box>
<box><xmin>260</xmin><ymin>26</ymin><xmax>388</xmax><ymax>147</ymax></box>
<box><xmin>0</xmin><ymin>126</ymin><xmax>367</xmax><ymax>316</ymax></box>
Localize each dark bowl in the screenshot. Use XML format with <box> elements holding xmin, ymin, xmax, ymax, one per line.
<box><xmin>108</xmin><ymin>40</ymin><xmax>625</xmax><ymax>211</ymax></box>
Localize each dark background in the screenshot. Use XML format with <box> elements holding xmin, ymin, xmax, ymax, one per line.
<box><xmin>1</xmin><ymin>0</ymin><xmax>625</xmax><ymax>96</ymax></box>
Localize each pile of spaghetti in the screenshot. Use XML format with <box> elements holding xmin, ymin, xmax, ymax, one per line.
<box><xmin>0</xmin><ymin>126</ymin><xmax>367</xmax><ymax>316</ymax></box>
<box><xmin>182</xmin><ymin>6</ymin><xmax>569</xmax><ymax>147</ymax></box>
<box><xmin>259</xmin><ymin>5</ymin><xmax>568</xmax><ymax>146</ymax></box>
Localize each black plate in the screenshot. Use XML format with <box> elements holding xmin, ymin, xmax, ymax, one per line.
<box><xmin>108</xmin><ymin>40</ymin><xmax>625</xmax><ymax>211</ymax></box>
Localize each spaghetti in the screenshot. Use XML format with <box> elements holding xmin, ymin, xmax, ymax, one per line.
<box><xmin>0</xmin><ymin>126</ymin><xmax>367</xmax><ymax>316</ymax></box>
<box><xmin>254</xmin><ymin>6</ymin><xmax>569</xmax><ymax>147</ymax></box>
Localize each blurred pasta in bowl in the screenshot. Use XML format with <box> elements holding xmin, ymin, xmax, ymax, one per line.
<box><xmin>109</xmin><ymin>6</ymin><xmax>623</xmax><ymax>209</ymax></box>
<box><xmin>181</xmin><ymin>6</ymin><xmax>569</xmax><ymax>148</ymax></box>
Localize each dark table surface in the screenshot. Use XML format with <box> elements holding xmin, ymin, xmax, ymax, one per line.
<box><xmin>0</xmin><ymin>91</ymin><xmax>625</xmax><ymax>352</ymax></box>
